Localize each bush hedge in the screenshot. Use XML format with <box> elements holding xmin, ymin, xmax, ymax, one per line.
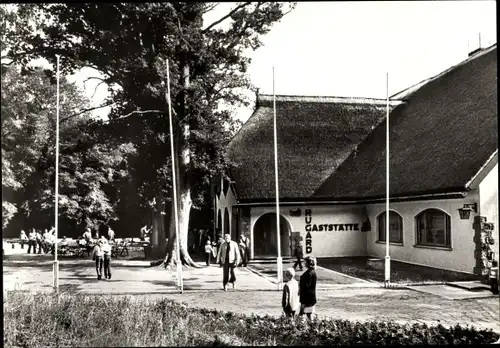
<box><xmin>3</xmin><ymin>291</ymin><xmax>499</xmax><ymax>347</ymax></box>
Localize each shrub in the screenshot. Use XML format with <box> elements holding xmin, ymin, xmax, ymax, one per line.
<box><xmin>3</xmin><ymin>291</ymin><xmax>499</xmax><ymax>347</ymax></box>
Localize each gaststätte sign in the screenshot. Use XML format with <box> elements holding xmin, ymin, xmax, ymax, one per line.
<box><xmin>304</xmin><ymin>209</ymin><xmax>361</xmax><ymax>253</ymax></box>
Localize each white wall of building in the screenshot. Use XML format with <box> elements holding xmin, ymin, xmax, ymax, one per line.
<box><xmin>365</xmin><ymin>195</ymin><xmax>480</xmax><ymax>274</ymax></box>
<box><xmin>214</xmin><ymin>162</ymin><xmax>498</xmax><ymax>272</ymax></box>
<box><xmin>479</xmin><ymin>162</ymin><xmax>499</xmax><ymax>262</ymax></box>
<box><xmin>250</xmin><ymin>205</ymin><xmax>367</xmax><ymax>258</ymax></box>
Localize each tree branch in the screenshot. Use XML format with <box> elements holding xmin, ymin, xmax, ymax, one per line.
<box><xmin>86</xmin><ymin>109</ymin><xmax>165</xmax><ymax>127</ymax></box>
<box><xmin>202</xmin><ymin>2</ymin><xmax>253</xmax><ymax>33</ymax></box>
<box><xmin>60</xmin><ymin>101</ymin><xmax>115</xmax><ymax>124</ymax></box>
<box><xmin>82</xmin><ymin>76</ymin><xmax>106</xmax><ymax>85</ymax></box>
<box><xmin>90</xmin><ymin>80</ymin><xmax>108</xmax><ymax>100</ymax></box>
<box><xmin>201</xmin><ymin>3</ymin><xmax>219</xmax><ymax>14</ymax></box>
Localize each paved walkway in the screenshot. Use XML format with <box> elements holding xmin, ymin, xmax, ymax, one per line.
<box><xmin>247</xmin><ymin>258</ymin><xmax>376</xmax><ymax>288</ymax></box>
<box><xmin>3</xmin><ymin>254</ymin><xmax>499</xmax><ymax>333</ymax></box>
<box><xmin>3</xmin><ymin>255</ymin><xmax>275</xmax><ymax>293</ymax></box>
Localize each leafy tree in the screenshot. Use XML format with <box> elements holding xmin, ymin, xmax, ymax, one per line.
<box><xmin>2</xmin><ymin>2</ymin><xmax>296</xmax><ymax>265</ymax></box>
<box><xmin>1</xmin><ymin>64</ymin><xmax>136</xmax><ymax>235</ymax></box>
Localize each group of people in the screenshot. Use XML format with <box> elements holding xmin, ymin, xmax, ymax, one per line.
<box><xmin>19</xmin><ymin>227</ymin><xmax>56</xmax><ymax>254</ymax></box>
<box><xmin>211</xmin><ymin>232</ymin><xmax>317</xmax><ymax>319</ymax></box>
<box><xmin>282</xmin><ymin>256</ymin><xmax>317</xmax><ymax>319</ymax></box>
<box><xmin>91</xmin><ymin>235</ymin><xmax>113</xmax><ymax>280</ymax></box>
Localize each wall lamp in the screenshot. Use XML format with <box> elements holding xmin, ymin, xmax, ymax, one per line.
<box><xmin>458</xmin><ymin>203</ymin><xmax>478</xmax><ymax>220</ymax></box>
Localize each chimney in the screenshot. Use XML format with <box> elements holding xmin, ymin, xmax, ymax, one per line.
<box><xmin>468</xmin><ymin>33</ymin><xmax>483</xmax><ymax>57</ymax></box>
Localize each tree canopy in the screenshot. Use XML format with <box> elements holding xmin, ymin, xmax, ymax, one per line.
<box><xmin>1</xmin><ymin>64</ymin><xmax>136</xmax><ymax>233</ymax></box>
<box><xmin>1</xmin><ymin>2</ymin><xmax>296</xmax><ymax>262</ymax></box>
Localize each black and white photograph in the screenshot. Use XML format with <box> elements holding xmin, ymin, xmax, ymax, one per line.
<box><xmin>2</xmin><ymin>1</ymin><xmax>499</xmax><ymax>346</ymax></box>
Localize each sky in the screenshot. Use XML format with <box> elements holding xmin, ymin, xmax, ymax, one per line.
<box><xmin>68</xmin><ymin>1</ymin><xmax>497</xmax><ymax>123</ymax></box>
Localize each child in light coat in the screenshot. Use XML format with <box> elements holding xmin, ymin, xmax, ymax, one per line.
<box><xmin>282</xmin><ymin>268</ymin><xmax>300</xmax><ymax>318</ymax></box>
<box><xmin>204</xmin><ymin>240</ymin><xmax>213</xmax><ymax>266</ymax></box>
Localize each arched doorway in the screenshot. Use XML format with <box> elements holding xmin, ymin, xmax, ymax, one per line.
<box><xmin>223</xmin><ymin>207</ymin><xmax>230</xmax><ymax>236</ymax></box>
<box><xmin>253</xmin><ymin>213</ymin><xmax>292</xmax><ymax>257</ymax></box>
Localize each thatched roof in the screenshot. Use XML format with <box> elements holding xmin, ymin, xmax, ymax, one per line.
<box><xmin>227</xmin><ymin>95</ymin><xmax>398</xmax><ymax>201</ymax></box>
<box><xmin>314</xmin><ymin>44</ymin><xmax>498</xmax><ymax>200</ymax></box>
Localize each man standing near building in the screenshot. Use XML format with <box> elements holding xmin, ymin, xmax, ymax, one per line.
<box><xmin>216</xmin><ymin>234</ymin><xmax>241</xmax><ymax>291</ymax></box>
<box><xmin>293</xmin><ymin>239</ymin><xmax>304</xmax><ymax>271</ymax></box>
<box><xmin>238</xmin><ymin>234</ymin><xmax>251</xmax><ymax>267</ymax></box>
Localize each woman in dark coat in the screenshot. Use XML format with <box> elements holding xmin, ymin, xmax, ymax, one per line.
<box><xmin>299</xmin><ymin>256</ymin><xmax>317</xmax><ymax>319</ymax></box>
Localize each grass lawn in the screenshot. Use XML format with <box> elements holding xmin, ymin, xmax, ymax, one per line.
<box><xmin>318</xmin><ymin>256</ymin><xmax>482</xmax><ymax>284</ymax></box>
<box><xmin>3</xmin><ymin>291</ymin><xmax>498</xmax><ymax>347</ymax></box>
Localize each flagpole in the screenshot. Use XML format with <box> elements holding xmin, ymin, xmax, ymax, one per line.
<box><xmin>273</xmin><ymin>66</ymin><xmax>283</xmax><ymax>290</ymax></box>
<box><xmin>166</xmin><ymin>59</ymin><xmax>183</xmax><ymax>293</ymax></box>
<box><xmin>384</xmin><ymin>72</ymin><xmax>391</xmax><ymax>288</ymax></box>
<box><xmin>53</xmin><ymin>55</ymin><xmax>61</xmax><ymax>293</ymax></box>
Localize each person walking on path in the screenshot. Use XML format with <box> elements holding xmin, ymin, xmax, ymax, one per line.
<box><xmin>238</xmin><ymin>234</ymin><xmax>251</xmax><ymax>267</ymax></box>
<box><xmin>19</xmin><ymin>230</ymin><xmax>28</xmax><ymax>249</ymax></box>
<box><xmin>92</xmin><ymin>240</ymin><xmax>105</xmax><ymax>280</ymax></box>
<box><xmin>299</xmin><ymin>256</ymin><xmax>317</xmax><ymax>319</ymax></box>
<box><xmin>204</xmin><ymin>240</ymin><xmax>213</xmax><ymax>266</ymax></box>
<box><xmin>282</xmin><ymin>268</ymin><xmax>300</xmax><ymax>318</ymax></box>
<box><xmin>293</xmin><ymin>239</ymin><xmax>304</xmax><ymax>271</ymax></box>
<box><xmin>27</xmin><ymin>229</ymin><xmax>37</xmax><ymax>254</ymax></box>
<box><xmin>101</xmin><ymin>239</ymin><xmax>112</xmax><ymax>280</ymax></box>
<box><xmin>216</xmin><ymin>234</ymin><xmax>241</xmax><ymax>291</ymax></box>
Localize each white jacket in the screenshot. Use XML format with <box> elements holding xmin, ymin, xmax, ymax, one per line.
<box><xmin>92</xmin><ymin>245</ymin><xmax>104</xmax><ymax>258</ymax></box>
<box><xmin>101</xmin><ymin>243</ymin><xmax>112</xmax><ymax>256</ymax></box>
<box><xmin>216</xmin><ymin>241</ymin><xmax>241</xmax><ymax>265</ymax></box>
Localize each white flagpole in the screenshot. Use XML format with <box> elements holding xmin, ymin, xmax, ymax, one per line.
<box><xmin>384</xmin><ymin>72</ymin><xmax>391</xmax><ymax>288</ymax></box>
<box><xmin>273</xmin><ymin>66</ymin><xmax>283</xmax><ymax>290</ymax></box>
<box><xmin>53</xmin><ymin>55</ymin><xmax>61</xmax><ymax>293</ymax></box>
<box><xmin>166</xmin><ymin>59</ymin><xmax>183</xmax><ymax>293</ymax></box>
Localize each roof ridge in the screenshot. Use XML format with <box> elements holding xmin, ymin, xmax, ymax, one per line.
<box><xmin>391</xmin><ymin>43</ymin><xmax>497</xmax><ymax>100</ymax></box>
<box><xmin>257</xmin><ymin>94</ymin><xmax>403</xmax><ymax>106</ymax></box>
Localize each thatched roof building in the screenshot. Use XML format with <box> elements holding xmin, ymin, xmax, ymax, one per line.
<box><xmin>227</xmin><ymin>95</ymin><xmax>402</xmax><ymax>202</ymax></box>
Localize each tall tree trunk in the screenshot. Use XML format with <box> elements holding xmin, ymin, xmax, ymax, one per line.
<box><xmin>160</xmin><ymin>59</ymin><xmax>201</xmax><ymax>268</ymax></box>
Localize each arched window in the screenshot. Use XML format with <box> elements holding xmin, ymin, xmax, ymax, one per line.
<box><xmin>377</xmin><ymin>211</ymin><xmax>403</xmax><ymax>243</ymax></box>
<box><xmin>415</xmin><ymin>209</ymin><xmax>451</xmax><ymax>248</ymax></box>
